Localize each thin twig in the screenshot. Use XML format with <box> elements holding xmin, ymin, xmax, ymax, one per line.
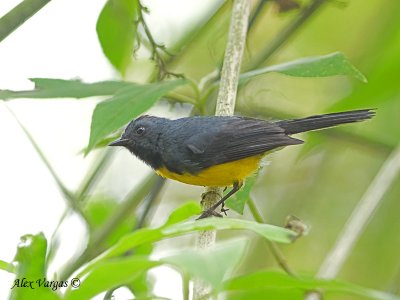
<box><xmin>248</xmin><ymin>0</ymin><xmax>327</xmax><ymax>69</ymax></box>
<box><xmin>76</xmin><ymin>149</ymin><xmax>114</xmax><ymax>202</ymax></box>
<box><xmin>193</xmin><ymin>1</ymin><xmax>250</xmax><ymax>299</ymax></box>
<box><xmin>5</xmin><ymin>105</ymin><xmax>87</xmax><ymax>221</ymax></box>
<box><xmin>182</xmin><ymin>273</ymin><xmax>190</xmax><ymax>300</ymax></box>
<box><xmin>248</xmin><ymin>0</ymin><xmax>268</xmax><ymax>32</ymax></box>
<box><xmin>134</xmin><ymin>176</ymin><xmax>165</xmax><ymax>229</ymax></box>
<box><xmin>59</xmin><ymin>173</ymin><xmax>160</xmax><ymax>281</ymax></box>
<box><xmin>165</xmin><ymin>92</ymin><xmax>197</xmax><ymax>106</ymax></box>
<box><xmin>136</xmin><ymin>1</ymin><xmax>181</xmax><ymax>80</ymax></box>
<box><xmin>306</xmin><ymin>145</ymin><xmax>400</xmax><ymax>300</ymax></box>
<box><xmin>46</xmin><ymin>208</ymin><xmax>70</xmax><ymax>271</ymax></box>
<box><xmin>0</xmin><ymin>0</ymin><xmax>51</xmax><ymax>43</ymax></box>
<box><xmin>247</xmin><ymin>198</ymin><xmax>296</xmax><ymax>276</ymax></box>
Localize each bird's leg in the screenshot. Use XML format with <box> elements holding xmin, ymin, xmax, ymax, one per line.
<box><xmin>197</xmin><ymin>181</ymin><xmax>243</xmax><ymax>220</ymax></box>
<box><xmin>221</xmin><ymin>186</ymin><xmax>230</xmax><ymax>214</ymax></box>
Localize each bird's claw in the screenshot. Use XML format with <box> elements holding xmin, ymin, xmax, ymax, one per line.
<box><xmin>221</xmin><ymin>207</ymin><xmax>229</xmax><ymax>216</ymax></box>
<box><xmin>196</xmin><ymin>209</ymin><xmax>223</xmax><ymax>220</ymax></box>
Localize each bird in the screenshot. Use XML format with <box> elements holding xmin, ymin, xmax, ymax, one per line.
<box><xmin>109</xmin><ymin>109</ymin><xmax>375</xmax><ymax>219</ymax></box>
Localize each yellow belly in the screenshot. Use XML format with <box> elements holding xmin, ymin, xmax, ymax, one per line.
<box><xmin>155</xmin><ymin>155</ymin><xmax>262</xmax><ymax>187</ymax></box>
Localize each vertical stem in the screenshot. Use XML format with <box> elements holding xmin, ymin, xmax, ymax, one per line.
<box><xmin>214</xmin><ymin>0</ymin><xmax>249</xmax><ymax>117</ymax></box>
<box><xmin>193</xmin><ymin>0</ymin><xmax>250</xmax><ymax>299</ymax></box>
<box><xmin>247</xmin><ymin>198</ymin><xmax>296</xmax><ymax>277</ymax></box>
<box><xmin>183</xmin><ymin>273</ymin><xmax>190</xmax><ymax>300</ymax></box>
<box><xmin>306</xmin><ymin>145</ymin><xmax>400</xmax><ymax>300</ymax></box>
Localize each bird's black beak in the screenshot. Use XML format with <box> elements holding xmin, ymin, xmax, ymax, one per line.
<box><xmin>108</xmin><ymin>138</ymin><xmax>130</xmax><ymax>147</ymax></box>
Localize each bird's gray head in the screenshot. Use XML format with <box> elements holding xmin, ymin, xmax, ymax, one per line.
<box><xmin>108</xmin><ymin>115</ymin><xmax>168</xmax><ymax>168</ymax></box>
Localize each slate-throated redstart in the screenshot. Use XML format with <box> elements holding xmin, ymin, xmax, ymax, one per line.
<box><xmin>109</xmin><ymin>109</ymin><xmax>374</xmax><ymax>219</ymax></box>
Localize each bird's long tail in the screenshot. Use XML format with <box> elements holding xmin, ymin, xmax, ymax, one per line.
<box><xmin>276</xmin><ymin>109</ymin><xmax>375</xmax><ymax>135</ymax></box>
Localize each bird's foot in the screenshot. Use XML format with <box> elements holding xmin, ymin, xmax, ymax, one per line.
<box><xmin>196</xmin><ymin>209</ymin><xmax>223</xmax><ymax>220</ymax></box>
<box><xmin>220</xmin><ymin>203</ymin><xmax>229</xmax><ymax>216</ymax></box>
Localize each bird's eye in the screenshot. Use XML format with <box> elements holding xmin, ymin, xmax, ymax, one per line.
<box><xmin>136</xmin><ymin>126</ymin><xmax>145</xmax><ymax>135</ymax></box>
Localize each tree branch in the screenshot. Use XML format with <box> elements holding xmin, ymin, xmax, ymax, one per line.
<box><xmin>193</xmin><ymin>1</ymin><xmax>250</xmax><ymax>299</ymax></box>
<box><xmin>0</xmin><ymin>0</ymin><xmax>51</xmax><ymax>43</ymax></box>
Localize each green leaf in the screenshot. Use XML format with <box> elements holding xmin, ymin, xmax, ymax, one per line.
<box><xmin>163</xmin><ymin>218</ymin><xmax>295</xmax><ymax>244</ymax></box>
<box><xmin>225</xmin><ymin>174</ymin><xmax>258</xmax><ymax>214</ymax></box>
<box><xmin>78</xmin><ymin>202</ymin><xmax>295</xmax><ymax>278</ymax></box>
<box><xmin>87</xmin><ymin>79</ymin><xmax>186</xmax><ymax>154</ymax></box>
<box><xmin>67</xmin><ymin>239</ymin><xmax>245</xmax><ymax>299</ymax></box>
<box><xmin>240</xmin><ymin>52</ymin><xmax>367</xmax><ymax>83</ymax></box>
<box><xmin>123</xmin><ymin>215</ymin><xmax>295</xmax><ymax>258</ymax></box>
<box><xmin>223</xmin><ymin>271</ymin><xmax>400</xmax><ymax>300</ymax></box>
<box><xmin>96</xmin><ymin>0</ymin><xmax>138</xmax><ymax>75</ymax></box>
<box><xmin>222</xmin><ymin>289</ymin><xmax>302</xmax><ymax>300</ymax></box>
<box><xmin>10</xmin><ymin>233</ymin><xmax>60</xmax><ymax>300</ymax></box>
<box><xmin>13</xmin><ymin>233</ymin><xmax>47</xmax><ymax>278</ymax></box>
<box><xmin>126</xmin><ymin>244</ymin><xmax>155</xmax><ymax>298</ymax></box>
<box><xmin>0</xmin><ymin>259</ymin><xmax>15</xmax><ymax>274</ymax></box>
<box><xmin>84</xmin><ymin>196</ymin><xmax>136</xmax><ymax>248</ymax></box>
<box><xmin>162</xmin><ymin>201</ymin><xmax>202</xmax><ymax>227</ymax></box>
<box><xmin>0</xmin><ymin>78</ymin><xmax>132</xmax><ymax>100</ymax></box>
<box><xmin>64</xmin><ymin>256</ymin><xmax>160</xmax><ymax>300</ymax></box>
<box><xmin>162</xmin><ymin>238</ymin><xmax>248</xmax><ymax>291</ymax></box>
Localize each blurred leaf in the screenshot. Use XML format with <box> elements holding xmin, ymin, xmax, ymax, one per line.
<box><xmin>162</xmin><ymin>238</ymin><xmax>248</xmax><ymax>291</ymax></box>
<box><xmin>127</xmin><ymin>244</ymin><xmax>155</xmax><ymax>298</ymax></box>
<box><xmin>10</xmin><ymin>233</ymin><xmax>60</xmax><ymax>300</ymax></box>
<box><xmin>331</xmin><ymin>13</ymin><xmax>400</xmax><ymax>109</ymax></box>
<box><xmin>166</xmin><ymin>1</ymin><xmax>230</xmax><ymax>80</ymax></box>
<box><xmin>223</xmin><ymin>271</ymin><xmax>400</xmax><ymax>300</ymax></box>
<box><xmin>79</xmin><ymin>132</ymin><xmax>123</xmax><ymax>154</ymax></box>
<box><xmin>64</xmin><ymin>256</ymin><xmax>160</xmax><ymax>300</ymax></box>
<box><xmin>96</xmin><ymin>0</ymin><xmax>138</xmax><ymax>75</ymax></box>
<box><xmin>162</xmin><ymin>201</ymin><xmax>202</xmax><ymax>227</ymax></box>
<box><xmin>78</xmin><ymin>202</ymin><xmax>295</xmax><ymax>278</ymax></box>
<box><xmin>226</xmin><ymin>174</ymin><xmax>258</xmax><ymax>214</ymax></box>
<box><xmin>0</xmin><ymin>78</ymin><xmax>132</xmax><ymax>100</ymax></box>
<box><xmin>240</xmin><ymin>52</ymin><xmax>367</xmax><ymax>83</ymax></box>
<box><xmin>13</xmin><ymin>233</ymin><xmax>47</xmax><ymax>278</ymax></box>
<box><xmin>118</xmin><ymin>214</ymin><xmax>295</xmax><ymax>257</ymax></box>
<box><xmin>67</xmin><ymin>239</ymin><xmax>245</xmax><ymax>299</ymax></box>
<box><xmin>328</xmin><ymin>17</ymin><xmax>400</xmax><ymax>150</ymax></box>
<box><xmin>161</xmin><ymin>217</ymin><xmax>295</xmax><ymax>243</ymax></box>
<box><xmin>223</xmin><ymin>289</ymin><xmax>302</xmax><ymax>300</ymax></box>
<box><xmin>84</xmin><ymin>196</ymin><xmax>135</xmax><ymax>248</ymax></box>
<box><xmin>0</xmin><ymin>259</ymin><xmax>15</xmax><ymax>274</ymax></box>
<box><xmin>296</xmin><ymin>133</ymin><xmax>327</xmax><ymax>161</ymax></box>
<box><xmin>87</xmin><ymin>79</ymin><xmax>186</xmax><ymax>154</ymax></box>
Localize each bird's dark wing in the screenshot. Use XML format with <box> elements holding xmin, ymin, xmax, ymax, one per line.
<box><xmin>184</xmin><ymin>117</ymin><xmax>303</xmax><ymax>172</ymax></box>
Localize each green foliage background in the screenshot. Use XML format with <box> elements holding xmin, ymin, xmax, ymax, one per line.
<box><xmin>0</xmin><ymin>0</ymin><xmax>399</xmax><ymax>299</ymax></box>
